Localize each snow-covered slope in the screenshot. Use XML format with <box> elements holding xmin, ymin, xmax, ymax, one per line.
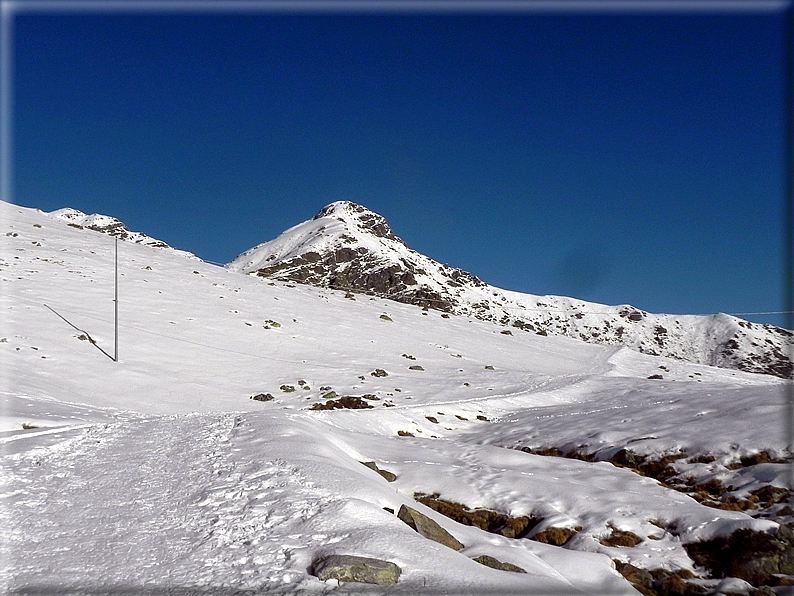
<box><xmin>229</xmin><ymin>201</ymin><xmax>794</xmax><ymax>379</ymax></box>
<box><xmin>2</xmin><ymin>200</ymin><xmax>793</xmax><ymax>596</ymax></box>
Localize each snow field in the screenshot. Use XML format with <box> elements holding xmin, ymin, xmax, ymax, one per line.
<box><xmin>2</xmin><ymin>201</ymin><xmax>792</xmax><ymax>594</ymax></box>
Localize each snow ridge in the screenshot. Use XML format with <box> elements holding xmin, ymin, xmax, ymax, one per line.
<box><xmin>229</xmin><ymin>201</ymin><xmax>794</xmax><ymax>379</ymax></box>
<box><xmin>49</xmin><ymin>208</ymin><xmax>195</xmax><ymax>257</ymax></box>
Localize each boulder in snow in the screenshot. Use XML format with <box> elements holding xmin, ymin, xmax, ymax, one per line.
<box><xmin>397</xmin><ymin>504</ymin><xmax>464</xmax><ymax>551</ymax></box>
<box><xmin>312</xmin><ymin>554</ymin><xmax>401</xmax><ymax>585</ymax></box>
<box><xmin>473</xmin><ymin>555</ymin><xmax>526</xmax><ymax>573</ymax></box>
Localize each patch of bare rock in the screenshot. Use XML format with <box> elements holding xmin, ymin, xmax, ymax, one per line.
<box><xmin>413</xmin><ymin>493</ymin><xmax>539</xmax><ymax>539</ymax></box>
<box><xmin>309</xmin><ymin>395</ymin><xmax>374</xmax><ymax>410</ymax></box>
<box><xmin>615</xmin><ymin>526</ymin><xmax>794</xmax><ymax>595</ymax></box>
<box><xmin>531</xmin><ymin>526</ymin><xmax>579</xmax><ymax>546</ymax></box>
<box><xmin>599</xmin><ymin>528</ymin><xmax>643</xmax><ymax>548</ymax></box>
<box><xmin>522</xmin><ymin>445</ymin><xmax>792</xmax><ymax>516</ymax></box>
<box><xmin>411</xmin><ymin>493</ymin><xmax>590</xmax><ymax>549</ymax></box>
<box><xmin>614</xmin><ymin>561</ymin><xmax>704</xmax><ymax>596</ymax></box>
<box><xmin>684</xmin><ymin>526</ymin><xmax>794</xmax><ymax>587</ymax></box>
<box><xmin>394</xmin><ymin>503</ymin><xmax>528</xmax><ymax>574</ymax></box>
<box><xmin>360</xmin><ymin>461</ymin><xmax>397</xmax><ymax>482</ymax></box>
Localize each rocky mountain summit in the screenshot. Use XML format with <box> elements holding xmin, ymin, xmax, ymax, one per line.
<box><xmin>228</xmin><ymin>201</ymin><xmax>484</xmax><ymax>311</ymax></box>
<box><xmin>228</xmin><ymin>201</ymin><xmax>793</xmax><ymax>379</ymax></box>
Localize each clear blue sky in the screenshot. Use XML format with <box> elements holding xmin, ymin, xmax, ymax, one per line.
<box><xmin>8</xmin><ymin>2</ymin><xmax>792</xmax><ymax>327</ymax></box>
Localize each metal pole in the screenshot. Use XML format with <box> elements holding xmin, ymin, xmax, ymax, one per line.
<box><xmin>783</xmin><ymin>5</ymin><xmax>793</xmax><ymax>498</ymax></box>
<box><xmin>114</xmin><ymin>236</ymin><xmax>118</xmax><ymax>362</ymax></box>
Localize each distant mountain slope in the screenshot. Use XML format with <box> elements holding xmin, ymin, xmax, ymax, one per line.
<box><xmin>228</xmin><ymin>201</ymin><xmax>793</xmax><ymax>379</ymax></box>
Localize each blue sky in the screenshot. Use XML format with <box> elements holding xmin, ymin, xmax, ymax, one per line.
<box><xmin>8</xmin><ymin>2</ymin><xmax>792</xmax><ymax>327</ymax></box>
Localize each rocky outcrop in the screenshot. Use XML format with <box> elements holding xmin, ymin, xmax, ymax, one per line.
<box><xmin>314</xmin><ymin>202</ymin><xmax>400</xmax><ymax>241</ymax></box>
<box><xmin>532</xmin><ymin>527</ymin><xmax>578</xmax><ymax>546</ymax></box>
<box><xmin>414</xmin><ymin>493</ymin><xmax>538</xmax><ymax>539</ymax></box>
<box><xmin>397</xmin><ymin>504</ymin><xmax>464</xmax><ymax>551</ymax></box>
<box><xmin>312</xmin><ymin>554</ymin><xmax>401</xmax><ymax>585</ymax></box>
<box><xmin>309</xmin><ymin>396</ymin><xmax>374</xmax><ymax>410</ymax></box>
<box><xmin>599</xmin><ymin>528</ymin><xmax>643</xmax><ymax>548</ymax></box>
<box><xmin>614</xmin><ymin>562</ymin><xmax>703</xmax><ymax>596</ymax></box>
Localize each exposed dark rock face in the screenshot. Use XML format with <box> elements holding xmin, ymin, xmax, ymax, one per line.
<box><xmin>614</xmin><ymin>562</ymin><xmax>704</xmax><ymax>596</ymax></box>
<box><xmin>599</xmin><ymin>529</ymin><xmax>643</xmax><ymax>548</ymax></box>
<box><xmin>532</xmin><ymin>445</ymin><xmax>792</xmax><ymax>518</ymax></box>
<box><xmin>312</xmin><ymin>554</ymin><xmax>401</xmax><ymax>585</ymax></box>
<box><xmin>253</xmin><ymin>248</ymin><xmax>455</xmax><ymax>312</ymax></box>
<box><xmin>81</xmin><ymin>221</ymin><xmax>167</xmax><ymax>247</ymax></box>
<box><xmin>51</xmin><ymin>209</ymin><xmax>173</xmax><ymax>249</ymax></box>
<box><xmin>620</xmin><ymin>308</ymin><xmax>646</xmax><ymax>322</ymax></box>
<box><xmin>314</xmin><ymin>202</ymin><xmax>401</xmax><ymax>242</ymax></box>
<box><xmin>614</xmin><ymin>561</ymin><xmax>656</xmax><ymax>596</ymax></box>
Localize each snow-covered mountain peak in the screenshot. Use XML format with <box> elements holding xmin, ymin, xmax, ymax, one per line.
<box><xmin>229</xmin><ymin>202</ymin><xmax>794</xmax><ymax>379</ymax></box>
<box><xmin>313</xmin><ymin>200</ymin><xmax>401</xmax><ymax>243</ymax></box>
<box><xmin>227</xmin><ymin>201</ymin><xmax>477</xmax><ymax>305</ymax></box>
<box><xmin>227</xmin><ymin>201</ymin><xmax>411</xmax><ymax>275</ymax></box>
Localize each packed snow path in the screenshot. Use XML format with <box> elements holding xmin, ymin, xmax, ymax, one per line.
<box><xmin>4</xmin><ymin>414</ymin><xmax>222</xmax><ymax>591</ymax></box>
<box><xmin>2</xmin><ymin>413</ymin><xmax>341</xmax><ymax>594</ymax></box>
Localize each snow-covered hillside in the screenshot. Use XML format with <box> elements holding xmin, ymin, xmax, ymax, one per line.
<box><xmin>2</xmin><ymin>200</ymin><xmax>793</xmax><ymax>596</ymax></box>
<box><xmin>229</xmin><ymin>201</ymin><xmax>794</xmax><ymax>379</ymax></box>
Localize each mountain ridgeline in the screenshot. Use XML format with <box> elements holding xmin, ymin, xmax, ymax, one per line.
<box><xmin>45</xmin><ymin>202</ymin><xmax>792</xmax><ymax>379</ymax></box>
<box><xmin>227</xmin><ymin>201</ymin><xmax>793</xmax><ymax>379</ymax></box>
